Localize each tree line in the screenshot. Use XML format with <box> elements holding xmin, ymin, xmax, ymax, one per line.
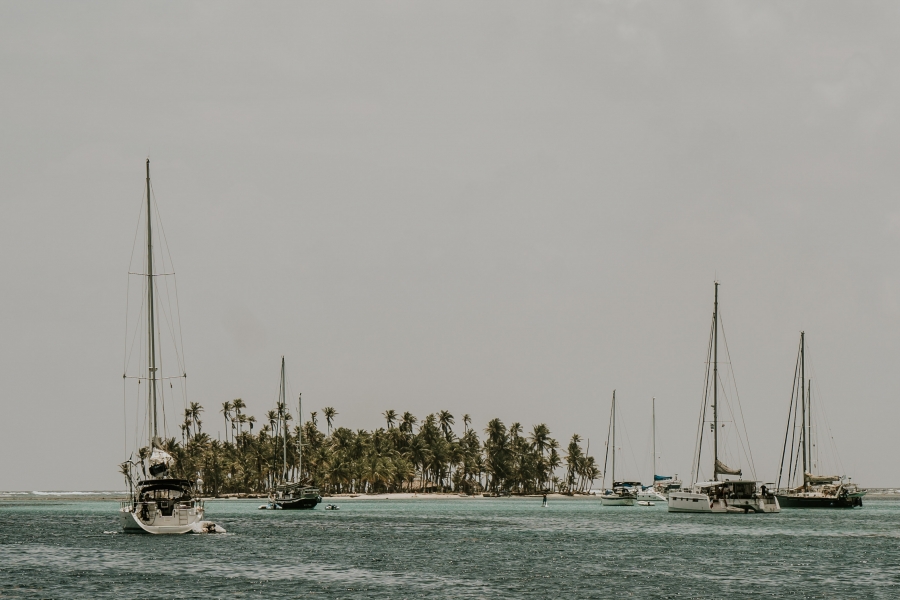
<box><xmin>124</xmin><ymin>400</ymin><xmax>600</xmax><ymax>496</ymax></box>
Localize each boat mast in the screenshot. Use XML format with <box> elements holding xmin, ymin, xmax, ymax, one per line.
<box><xmin>146</xmin><ymin>159</ymin><xmax>159</xmax><ymax>449</ymax></box>
<box><xmin>808</xmin><ymin>380</ymin><xmax>813</xmax><ymax>473</ymax></box>
<box><xmin>652</xmin><ymin>397</ymin><xmax>656</xmax><ymax>483</ymax></box>
<box><xmin>712</xmin><ymin>281</ymin><xmax>718</xmax><ymax>482</ymax></box>
<box><xmin>297</xmin><ymin>393</ymin><xmax>303</xmax><ymax>481</ymax></box>
<box><xmin>611</xmin><ymin>390</ymin><xmax>616</xmax><ymax>485</ymax></box>
<box><xmin>800</xmin><ymin>331</ymin><xmax>807</xmax><ymax>490</ymax></box>
<box><xmin>281</xmin><ymin>356</ymin><xmax>287</xmax><ymax>483</ymax></box>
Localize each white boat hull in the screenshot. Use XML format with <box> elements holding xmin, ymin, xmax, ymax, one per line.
<box><xmin>600</xmin><ymin>495</ymin><xmax>635</xmax><ymax>506</ymax></box>
<box><xmin>668</xmin><ymin>491</ymin><xmax>780</xmax><ymax>513</ymax></box>
<box><xmin>120</xmin><ymin>505</ymin><xmax>206</xmax><ymax>534</ymax></box>
<box><xmin>637</xmin><ymin>490</ymin><xmax>666</xmax><ymax>502</ymax></box>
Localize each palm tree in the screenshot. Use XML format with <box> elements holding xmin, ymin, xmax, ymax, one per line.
<box><xmin>232</xmin><ymin>398</ymin><xmax>246</xmax><ymax>435</ymax></box>
<box><xmin>484</xmin><ymin>418</ymin><xmax>510</xmax><ymax>493</ymax></box>
<box><xmin>221</xmin><ymin>401</ymin><xmax>233</xmax><ymax>443</ymax></box>
<box><xmin>565</xmin><ymin>434</ymin><xmax>583</xmax><ymax>493</ymax></box>
<box><xmin>189</xmin><ymin>401</ymin><xmax>204</xmax><ymax>435</ymax></box>
<box><xmin>383</xmin><ymin>409</ymin><xmax>397</xmax><ymax>429</ymax></box>
<box><xmin>529</xmin><ymin>423</ymin><xmax>551</xmax><ymax>489</ymax></box>
<box><xmin>310</xmin><ymin>411</ymin><xmax>318</xmax><ymax>427</ymax></box>
<box><xmin>323</xmin><ymin>407</ymin><xmax>337</xmax><ymax>435</ymax></box>
<box><xmin>438</xmin><ymin>410</ymin><xmax>455</xmax><ymax>441</ymax></box>
<box><xmin>399</xmin><ymin>412</ymin><xmax>417</xmax><ymax>436</ymax></box>
<box><xmin>462</xmin><ymin>414</ymin><xmax>472</xmax><ymax>435</ymax></box>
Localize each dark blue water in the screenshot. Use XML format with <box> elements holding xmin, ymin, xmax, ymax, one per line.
<box><xmin>1</xmin><ymin>496</ymin><xmax>898</xmax><ymax>598</ymax></box>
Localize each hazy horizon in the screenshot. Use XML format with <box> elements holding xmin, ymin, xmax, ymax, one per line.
<box><xmin>2</xmin><ymin>1</ymin><xmax>900</xmax><ymax>490</ymax></box>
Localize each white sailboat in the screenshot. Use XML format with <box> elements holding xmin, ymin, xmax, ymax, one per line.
<box><xmin>600</xmin><ymin>390</ymin><xmax>637</xmax><ymax>506</ymax></box>
<box><xmin>119</xmin><ymin>160</ymin><xmax>220</xmax><ymax>534</ymax></box>
<box><xmin>668</xmin><ymin>282</ymin><xmax>779</xmax><ymax>514</ymax></box>
<box><xmin>636</xmin><ymin>398</ymin><xmax>669</xmax><ymax>503</ymax></box>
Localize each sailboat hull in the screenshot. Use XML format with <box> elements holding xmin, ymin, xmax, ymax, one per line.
<box><xmin>776</xmin><ymin>494</ymin><xmax>863</xmax><ymax>508</ymax></box>
<box><xmin>276</xmin><ymin>496</ymin><xmax>322</xmax><ymax>510</ymax></box>
<box><xmin>119</xmin><ymin>506</ymin><xmax>205</xmax><ymax>534</ymax></box>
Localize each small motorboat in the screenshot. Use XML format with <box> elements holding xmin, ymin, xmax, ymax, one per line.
<box><xmin>324</xmin><ymin>504</ymin><xmax>339</xmax><ymax>511</ymax></box>
<box><xmin>637</xmin><ymin>501</ymin><xmax>655</xmax><ymax>507</ymax></box>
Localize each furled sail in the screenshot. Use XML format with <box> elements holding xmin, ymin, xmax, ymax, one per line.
<box><xmin>654</xmin><ymin>474</ymin><xmax>673</xmax><ymax>481</ymax></box>
<box><xmin>805</xmin><ymin>472</ymin><xmax>839</xmax><ymax>485</ymax></box>
<box><xmin>714</xmin><ymin>459</ymin><xmax>742</xmax><ymax>476</ymax></box>
<box><xmin>149</xmin><ymin>448</ymin><xmax>174</xmax><ymax>477</ymax></box>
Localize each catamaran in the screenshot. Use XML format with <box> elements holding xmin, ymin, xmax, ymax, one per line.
<box><xmin>259</xmin><ymin>357</ymin><xmax>322</xmax><ymax>510</ymax></box>
<box><xmin>668</xmin><ymin>282</ymin><xmax>779</xmax><ymax>514</ymax></box>
<box><xmin>600</xmin><ymin>390</ymin><xmax>637</xmax><ymax>506</ymax></box>
<box><xmin>775</xmin><ymin>332</ymin><xmax>864</xmax><ymax>508</ymax></box>
<box><xmin>119</xmin><ymin>160</ymin><xmax>220</xmax><ymax>534</ymax></box>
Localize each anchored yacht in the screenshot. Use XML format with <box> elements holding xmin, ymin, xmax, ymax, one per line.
<box><xmin>668</xmin><ymin>282</ymin><xmax>779</xmax><ymax>514</ymax></box>
<box><xmin>118</xmin><ymin>160</ymin><xmax>221</xmax><ymax>534</ymax></box>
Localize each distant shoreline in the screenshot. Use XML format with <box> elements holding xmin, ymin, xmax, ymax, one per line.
<box><xmin>4</xmin><ymin>491</ymin><xmax>900</xmax><ymax>502</ymax></box>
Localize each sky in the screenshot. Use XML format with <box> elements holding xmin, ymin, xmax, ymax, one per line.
<box><xmin>2</xmin><ymin>1</ymin><xmax>899</xmax><ymax>490</ymax></box>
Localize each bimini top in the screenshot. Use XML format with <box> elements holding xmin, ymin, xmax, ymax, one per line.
<box><xmin>136</xmin><ymin>478</ymin><xmax>194</xmax><ymax>490</ymax></box>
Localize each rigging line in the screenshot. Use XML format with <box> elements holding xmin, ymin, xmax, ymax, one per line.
<box><xmin>148</xmin><ymin>182</ymin><xmax>177</xmax><ymax>366</ymax></box>
<box><xmin>715</xmin><ymin>372</ymin><xmax>752</xmax><ymax>476</ymax></box>
<box><xmin>151</xmin><ymin>179</ymin><xmax>189</xmax><ymax>380</ymax></box>
<box><xmin>788</xmin><ymin>360</ymin><xmax>805</xmax><ymax>487</ymax></box>
<box><xmin>777</xmin><ymin>344</ymin><xmax>802</xmax><ymax>490</ymax></box>
<box><xmin>787</xmin><ymin>374</ymin><xmax>802</xmax><ymax>488</ymax></box>
<box><xmin>807</xmin><ymin>350</ymin><xmax>847</xmax><ymax>478</ymax></box>
<box><xmin>617</xmin><ymin>404</ymin><xmax>641</xmax><ymax>480</ymax></box>
<box><xmin>150</xmin><ymin>189</ymin><xmax>187</xmax><ymax>380</ymax></box>
<box><xmin>602</xmin><ymin>396</ymin><xmax>613</xmax><ymax>490</ymax></box>
<box><xmin>123</xmin><ymin>375</ymin><xmax>128</xmax><ymax>460</ymax></box>
<box><xmin>124</xmin><ymin>265</ymin><xmax>148</xmax><ymax>374</ymax></box>
<box><xmin>135</xmin><ymin>376</ymin><xmax>144</xmax><ymax>459</ymax></box>
<box><xmin>717</xmin><ymin>313</ymin><xmax>756</xmax><ymax>479</ymax></box>
<box><xmin>694</xmin><ymin>313</ymin><xmax>715</xmax><ymax>484</ymax></box>
<box><xmin>124</xmin><ymin>178</ymin><xmax>147</xmax><ymax>384</ymax></box>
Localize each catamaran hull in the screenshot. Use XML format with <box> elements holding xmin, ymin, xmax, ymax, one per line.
<box><xmin>776</xmin><ymin>494</ymin><xmax>863</xmax><ymax>508</ymax></box>
<box><xmin>120</xmin><ymin>507</ymin><xmax>205</xmax><ymax>534</ymax></box>
<box><xmin>668</xmin><ymin>492</ymin><xmax>780</xmax><ymax>513</ymax></box>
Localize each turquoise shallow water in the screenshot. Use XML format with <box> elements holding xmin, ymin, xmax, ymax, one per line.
<box><xmin>1</xmin><ymin>497</ymin><xmax>898</xmax><ymax>598</ymax></box>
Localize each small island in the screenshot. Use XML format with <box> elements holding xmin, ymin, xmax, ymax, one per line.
<box><xmin>123</xmin><ymin>403</ymin><xmax>599</xmax><ymax>498</ymax></box>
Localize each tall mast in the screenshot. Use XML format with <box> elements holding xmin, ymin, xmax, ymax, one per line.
<box><xmin>808</xmin><ymin>379</ymin><xmax>813</xmax><ymax>474</ymax></box>
<box><xmin>297</xmin><ymin>393</ymin><xmax>303</xmax><ymax>481</ymax></box>
<box><xmin>281</xmin><ymin>356</ymin><xmax>287</xmax><ymax>483</ymax></box>
<box><xmin>800</xmin><ymin>331</ymin><xmax>807</xmax><ymax>490</ymax></box>
<box><xmin>652</xmin><ymin>397</ymin><xmax>656</xmax><ymax>482</ymax></box>
<box><xmin>611</xmin><ymin>390</ymin><xmax>616</xmax><ymax>485</ymax></box>
<box><xmin>146</xmin><ymin>159</ymin><xmax>159</xmax><ymax>449</ymax></box>
<box><xmin>712</xmin><ymin>281</ymin><xmax>718</xmax><ymax>481</ymax></box>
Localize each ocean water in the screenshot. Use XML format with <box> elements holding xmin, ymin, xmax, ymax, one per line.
<box><xmin>1</xmin><ymin>496</ymin><xmax>898</xmax><ymax>598</ymax></box>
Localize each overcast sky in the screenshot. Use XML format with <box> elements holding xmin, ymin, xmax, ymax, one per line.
<box><xmin>2</xmin><ymin>1</ymin><xmax>899</xmax><ymax>490</ymax></box>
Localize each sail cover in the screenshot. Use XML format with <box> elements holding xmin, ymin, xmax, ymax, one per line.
<box><xmin>149</xmin><ymin>448</ymin><xmax>173</xmax><ymax>476</ymax></box>
<box><xmin>714</xmin><ymin>459</ymin><xmax>742</xmax><ymax>476</ymax></box>
<box><xmin>654</xmin><ymin>475</ymin><xmax>673</xmax><ymax>481</ymax></box>
<box><xmin>805</xmin><ymin>472</ymin><xmax>840</xmax><ymax>484</ymax></box>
